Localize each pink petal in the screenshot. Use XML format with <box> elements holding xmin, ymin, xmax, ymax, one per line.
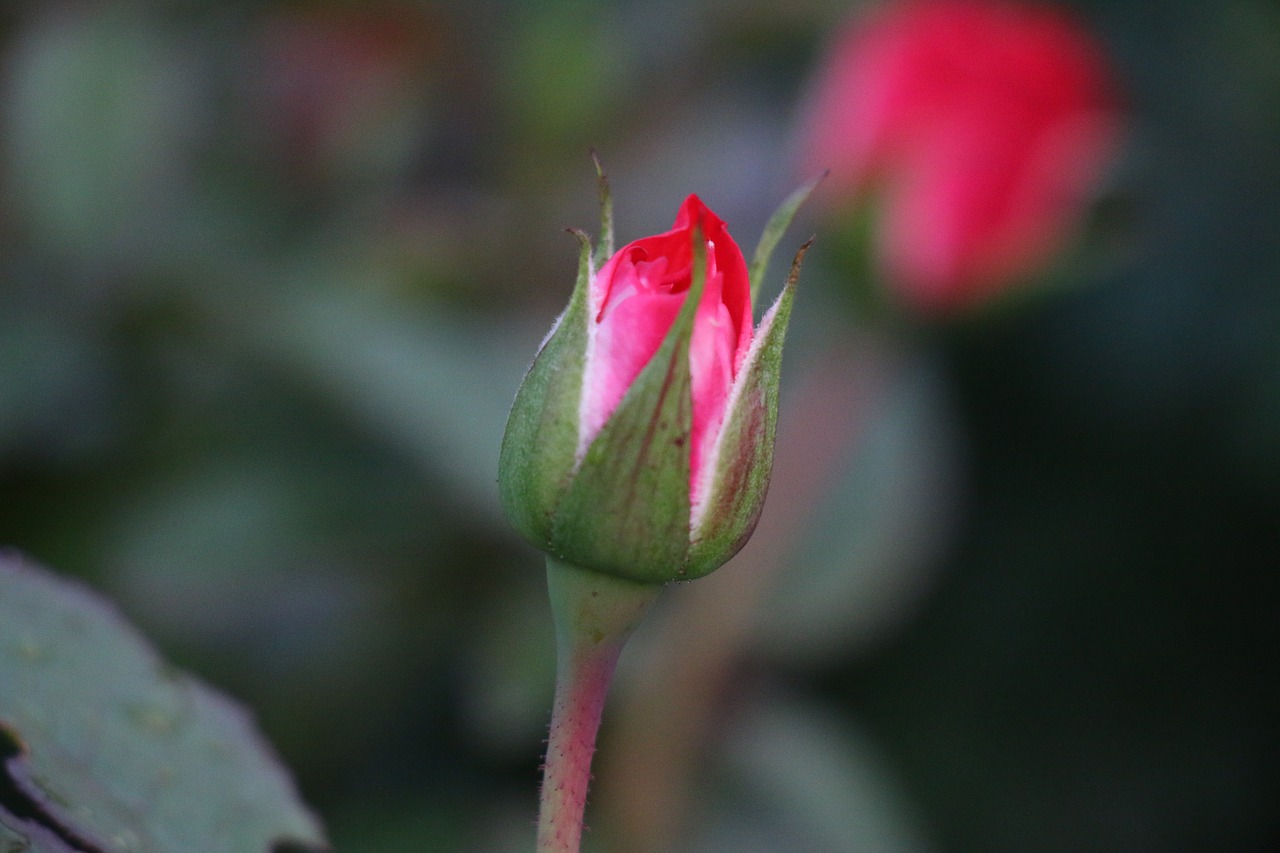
<box><xmin>581</xmin><ymin>289</ymin><xmax>684</xmax><ymax>444</ymax></box>
<box><xmin>578</xmin><ymin>195</ymin><xmax>754</xmax><ymax>508</ymax></box>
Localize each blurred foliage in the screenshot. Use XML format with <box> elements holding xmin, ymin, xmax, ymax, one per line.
<box><xmin>0</xmin><ymin>554</ymin><xmax>326</xmax><ymax>853</ymax></box>
<box><xmin>0</xmin><ymin>1</ymin><xmax>1277</xmax><ymax>851</ymax></box>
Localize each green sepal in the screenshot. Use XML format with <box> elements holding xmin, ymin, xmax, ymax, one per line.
<box><xmin>748</xmin><ymin>173</ymin><xmax>823</xmax><ymax>305</ymax></box>
<box><xmin>591</xmin><ymin>150</ymin><xmax>614</xmax><ymax>270</ymax></box>
<box><xmin>549</xmin><ymin>228</ymin><xmax>709</xmax><ymax>583</ymax></box>
<box><xmin>498</xmin><ymin>231</ymin><xmax>594</xmax><ymax>549</ymax></box>
<box><xmin>685</xmin><ymin>239</ymin><xmax>811</xmax><ymax>579</ymax></box>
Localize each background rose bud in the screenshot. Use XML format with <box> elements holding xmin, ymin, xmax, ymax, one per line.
<box><xmin>500</xmin><ymin>186</ymin><xmax>807</xmax><ymax>585</ymax></box>
<box><xmin>798</xmin><ymin>0</ymin><xmax>1123</xmax><ymax>311</ymax></box>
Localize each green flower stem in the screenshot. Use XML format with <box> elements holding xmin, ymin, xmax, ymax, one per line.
<box><xmin>537</xmin><ymin>557</ymin><xmax>662</xmax><ymax>853</ymax></box>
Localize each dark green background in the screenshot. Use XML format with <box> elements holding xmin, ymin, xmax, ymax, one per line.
<box><xmin>1</xmin><ymin>1</ymin><xmax>1276</xmax><ymax>850</ymax></box>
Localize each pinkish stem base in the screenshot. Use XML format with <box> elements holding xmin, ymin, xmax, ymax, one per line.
<box><xmin>536</xmin><ymin>558</ymin><xmax>661</xmax><ymax>853</ymax></box>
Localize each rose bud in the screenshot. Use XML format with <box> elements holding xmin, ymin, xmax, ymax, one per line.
<box><xmin>500</xmin><ymin>169</ymin><xmax>813</xmax><ymax>584</ymax></box>
<box><xmin>797</xmin><ymin>0</ymin><xmax>1123</xmax><ymax>312</ymax></box>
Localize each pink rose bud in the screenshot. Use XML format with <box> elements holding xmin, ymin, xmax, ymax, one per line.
<box><xmin>580</xmin><ymin>195</ymin><xmax>752</xmax><ymax>513</ymax></box>
<box><xmin>798</xmin><ymin>0</ymin><xmax>1123</xmax><ymax>311</ymax></box>
<box><xmin>500</xmin><ymin>167</ymin><xmax>814</xmax><ymax>584</ymax></box>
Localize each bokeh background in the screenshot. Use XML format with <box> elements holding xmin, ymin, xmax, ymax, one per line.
<box><xmin>2</xmin><ymin>1</ymin><xmax>1278</xmax><ymax>851</ymax></box>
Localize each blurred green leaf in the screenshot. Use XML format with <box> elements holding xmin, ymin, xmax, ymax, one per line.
<box><xmin>500</xmin><ymin>1</ymin><xmax>623</xmax><ymax>154</ymax></box>
<box><xmin>0</xmin><ymin>553</ymin><xmax>326</xmax><ymax>853</ymax></box>
<box><xmin>239</xmin><ymin>285</ymin><xmax>539</xmax><ymax>523</ymax></box>
<box><xmin>3</xmin><ymin>6</ymin><xmax>205</xmax><ymax>265</ymax></box>
<box><xmin>692</xmin><ymin>688</ymin><xmax>933</xmax><ymax>853</ymax></box>
<box><xmin>753</xmin><ymin>340</ymin><xmax>958</xmax><ymax>664</ymax></box>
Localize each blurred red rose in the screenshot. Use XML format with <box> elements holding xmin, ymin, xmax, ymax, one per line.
<box><xmin>798</xmin><ymin>0</ymin><xmax>1122</xmax><ymax>312</ymax></box>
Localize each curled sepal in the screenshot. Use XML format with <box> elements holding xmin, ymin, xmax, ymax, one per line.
<box><xmin>549</xmin><ymin>229</ymin><xmax>710</xmax><ymax>583</ymax></box>
<box><xmin>591</xmin><ymin>150</ymin><xmax>614</xmax><ymax>270</ymax></box>
<box><xmin>748</xmin><ymin>173</ymin><xmax>824</xmax><ymax>304</ymax></box>
<box><xmin>686</xmin><ymin>239</ymin><xmax>811</xmax><ymax>579</ymax></box>
<box><xmin>498</xmin><ymin>231</ymin><xmax>594</xmax><ymax>549</ymax></box>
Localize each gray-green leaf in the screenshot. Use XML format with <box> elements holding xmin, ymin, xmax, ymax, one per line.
<box><xmin>0</xmin><ymin>553</ymin><xmax>327</xmax><ymax>853</ymax></box>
